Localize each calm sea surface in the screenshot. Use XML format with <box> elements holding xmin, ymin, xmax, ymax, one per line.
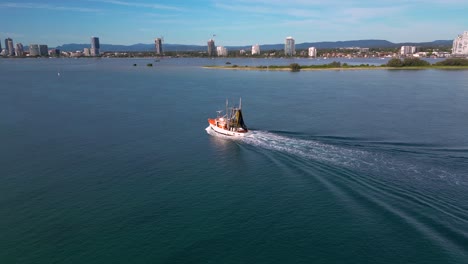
<box><xmin>1</xmin><ymin>58</ymin><xmax>468</xmax><ymax>263</ymax></box>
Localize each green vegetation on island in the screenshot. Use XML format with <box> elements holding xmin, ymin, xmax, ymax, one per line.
<box><xmin>385</xmin><ymin>57</ymin><xmax>468</xmax><ymax>68</ymax></box>
<box><xmin>204</xmin><ymin>58</ymin><xmax>468</xmax><ymax>72</ymax></box>
<box><xmin>386</xmin><ymin>57</ymin><xmax>430</xmax><ymax>67</ymax></box>
<box><xmin>434</xmin><ymin>58</ymin><xmax>468</xmax><ymax>66</ymax></box>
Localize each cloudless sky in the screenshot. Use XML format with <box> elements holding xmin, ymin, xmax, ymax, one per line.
<box><xmin>0</xmin><ymin>0</ymin><xmax>467</xmax><ymax>47</ymax></box>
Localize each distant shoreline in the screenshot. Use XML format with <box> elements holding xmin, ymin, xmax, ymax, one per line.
<box><xmin>203</xmin><ymin>65</ymin><xmax>468</xmax><ymax>71</ymax></box>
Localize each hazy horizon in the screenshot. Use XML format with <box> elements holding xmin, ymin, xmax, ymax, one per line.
<box><xmin>0</xmin><ymin>0</ymin><xmax>466</xmax><ymax>47</ymax></box>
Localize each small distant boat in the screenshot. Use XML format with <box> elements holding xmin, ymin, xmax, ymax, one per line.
<box><xmin>208</xmin><ymin>98</ymin><xmax>249</xmax><ymax>137</ymax></box>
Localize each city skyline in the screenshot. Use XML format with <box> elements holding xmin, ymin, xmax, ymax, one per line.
<box><xmin>0</xmin><ymin>0</ymin><xmax>467</xmax><ymax>47</ymax></box>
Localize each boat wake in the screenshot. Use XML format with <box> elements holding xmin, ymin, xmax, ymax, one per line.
<box><xmin>239</xmin><ymin>130</ymin><xmax>465</xmax><ymax>186</ymax></box>
<box><xmin>207</xmin><ymin>128</ymin><xmax>468</xmax><ymax>256</ymax></box>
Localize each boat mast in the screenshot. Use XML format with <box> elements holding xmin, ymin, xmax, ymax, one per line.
<box><xmin>239</xmin><ymin>97</ymin><xmax>242</xmax><ymax>109</ymax></box>
<box><xmin>226</xmin><ymin>99</ymin><xmax>229</xmax><ymax>129</ymax></box>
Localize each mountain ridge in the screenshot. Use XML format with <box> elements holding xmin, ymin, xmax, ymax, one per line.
<box><xmin>56</xmin><ymin>39</ymin><xmax>453</xmax><ymax>52</ymax></box>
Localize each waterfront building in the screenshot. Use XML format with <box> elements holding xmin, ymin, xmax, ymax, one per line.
<box><xmin>6</xmin><ymin>38</ymin><xmax>14</xmax><ymax>56</ymax></box>
<box><xmin>83</xmin><ymin>48</ymin><xmax>91</xmax><ymax>56</ymax></box>
<box><xmin>155</xmin><ymin>38</ymin><xmax>163</xmax><ymax>55</ymax></box>
<box><xmin>91</xmin><ymin>36</ymin><xmax>100</xmax><ymax>56</ymax></box>
<box><xmin>252</xmin><ymin>44</ymin><xmax>260</xmax><ymax>55</ymax></box>
<box><xmin>39</xmin><ymin>45</ymin><xmax>48</xmax><ymax>56</ymax></box>
<box><xmin>452</xmin><ymin>31</ymin><xmax>468</xmax><ymax>56</ymax></box>
<box><xmin>4</xmin><ymin>38</ymin><xmax>9</xmax><ymax>54</ymax></box>
<box><xmin>284</xmin><ymin>37</ymin><xmax>295</xmax><ymax>56</ymax></box>
<box><xmin>15</xmin><ymin>43</ymin><xmax>24</xmax><ymax>56</ymax></box>
<box><xmin>0</xmin><ymin>38</ymin><xmax>2</xmax><ymax>52</ymax></box>
<box><xmin>207</xmin><ymin>39</ymin><xmax>216</xmax><ymax>57</ymax></box>
<box><xmin>400</xmin><ymin>46</ymin><xmax>417</xmax><ymax>56</ymax></box>
<box><xmin>308</xmin><ymin>47</ymin><xmax>317</xmax><ymax>57</ymax></box>
<box><xmin>216</xmin><ymin>46</ymin><xmax>228</xmax><ymax>57</ymax></box>
<box><xmin>239</xmin><ymin>49</ymin><xmax>246</xmax><ymax>55</ymax></box>
<box><xmin>29</xmin><ymin>44</ymin><xmax>40</xmax><ymax>56</ymax></box>
<box><xmin>48</xmin><ymin>49</ymin><xmax>60</xmax><ymax>57</ymax></box>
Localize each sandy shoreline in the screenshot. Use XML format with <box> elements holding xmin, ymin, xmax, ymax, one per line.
<box><xmin>203</xmin><ymin>66</ymin><xmax>468</xmax><ymax>71</ymax></box>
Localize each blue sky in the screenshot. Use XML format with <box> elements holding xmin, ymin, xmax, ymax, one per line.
<box><xmin>0</xmin><ymin>0</ymin><xmax>467</xmax><ymax>47</ymax></box>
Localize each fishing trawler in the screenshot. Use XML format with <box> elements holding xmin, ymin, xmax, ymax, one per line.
<box><xmin>208</xmin><ymin>99</ymin><xmax>249</xmax><ymax>137</ymax></box>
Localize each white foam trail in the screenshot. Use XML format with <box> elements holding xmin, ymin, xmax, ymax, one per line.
<box><xmin>239</xmin><ymin>130</ymin><xmax>463</xmax><ymax>185</ymax></box>
<box><xmin>241</xmin><ymin>130</ymin><xmax>369</xmax><ymax>167</ymax></box>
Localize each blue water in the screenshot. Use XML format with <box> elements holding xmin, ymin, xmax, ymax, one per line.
<box><xmin>1</xmin><ymin>58</ymin><xmax>468</xmax><ymax>263</ymax></box>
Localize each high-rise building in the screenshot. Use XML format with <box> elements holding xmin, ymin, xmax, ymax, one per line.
<box><xmin>155</xmin><ymin>38</ymin><xmax>163</xmax><ymax>55</ymax></box>
<box><xmin>452</xmin><ymin>31</ymin><xmax>468</xmax><ymax>56</ymax></box>
<box><xmin>400</xmin><ymin>46</ymin><xmax>417</xmax><ymax>56</ymax></box>
<box><xmin>15</xmin><ymin>43</ymin><xmax>24</xmax><ymax>56</ymax></box>
<box><xmin>216</xmin><ymin>46</ymin><xmax>228</xmax><ymax>56</ymax></box>
<box><xmin>251</xmin><ymin>44</ymin><xmax>260</xmax><ymax>55</ymax></box>
<box><xmin>39</xmin><ymin>45</ymin><xmax>48</xmax><ymax>56</ymax></box>
<box><xmin>91</xmin><ymin>36</ymin><xmax>100</xmax><ymax>56</ymax></box>
<box><xmin>285</xmin><ymin>36</ymin><xmax>295</xmax><ymax>56</ymax></box>
<box><xmin>83</xmin><ymin>48</ymin><xmax>91</xmax><ymax>56</ymax></box>
<box><xmin>207</xmin><ymin>39</ymin><xmax>216</xmax><ymax>57</ymax></box>
<box><xmin>29</xmin><ymin>44</ymin><xmax>40</xmax><ymax>56</ymax></box>
<box><xmin>308</xmin><ymin>47</ymin><xmax>317</xmax><ymax>57</ymax></box>
<box><xmin>6</xmin><ymin>38</ymin><xmax>14</xmax><ymax>56</ymax></box>
<box><xmin>0</xmin><ymin>38</ymin><xmax>2</xmax><ymax>52</ymax></box>
<box><xmin>4</xmin><ymin>38</ymin><xmax>9</xmax><ymax>54</ymax></box>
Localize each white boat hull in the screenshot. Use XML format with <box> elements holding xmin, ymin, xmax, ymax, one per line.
<box><xmin>208</xmin><ymin>123</ymin><xmax>247</xmax><ymax>137</ymax></box>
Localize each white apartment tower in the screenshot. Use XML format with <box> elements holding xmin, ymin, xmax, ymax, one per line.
<box><xmin>308</xmin><ymin>47</ymin><xmax>317</xmax><ymax>57</ymax></box>
<box><xmin>285</xmin><ymin>37</ymin><xmax>295</xmax><ymax>56</ymax></box>
<box><xmin>155</xmin><ymin>38</ymin><xmax>163</xmax><ymax>55</ymax></box>
<box><xmin>6</xmin><ymin>38</ymin><xmax>14</xmax><ymax>56</ymax></box>
<box><xmin>400</xmin><ymin>46</ymin><xmax>417</xmax><ymax>56</ymax></box>
<box><xmin>83</xmin><ymin>48</ymin><xmax>91</xmax><ymax>56</ymax></box>
<box><xmin>452</xmin><ymin>31</ymin><xmax>468</xmax><ymax>56</ymax></box>
<box><xmin>252</xmin><ymin>44</ymin><xmax>260</xmax><ymax>55</ymax></box>
<box><xmin>29</xmin><ymin>44</ymin><xmax>40</xmax><ymax>56</ymax></box>
<box><xmin>15</xmin><ymin>43</ymin><xmax>24</xmax><ymax>56</ymax></box>
<box><xmin>216</xmin><ymin>46</ymin><xmax>228</xmax><ymax>56</ymax></box>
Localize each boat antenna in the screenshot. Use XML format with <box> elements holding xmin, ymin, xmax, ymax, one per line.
<box><xmin>239</xmin><ymin>97</ymin><xmax>242</xmax><ymax>109</ymax></box>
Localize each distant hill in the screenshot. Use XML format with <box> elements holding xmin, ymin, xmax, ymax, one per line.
<box><xmin>56</xmin><ymin>39</ymin><xmax>453</xmax><ymax>52</ymax></box>
<box><xmin>55</xmin><ymin>43</ymin><xmax>204</xmax><ymax>52</ymax></box>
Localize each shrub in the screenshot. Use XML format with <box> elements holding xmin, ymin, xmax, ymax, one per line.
<box><xmin>328</xmin><ymin>61</ymin><xmax>341</xmax><ymax>67</ymax></box>
<box><xmin>386</xmin><ymin>58</ymin><xmax>403</xmax><ymax>67</ymax></box>
<box><xmin>290</xmin><ymin>63</ymin><xmax>301</xmax><ymax>72</ymax></box>
<box><xmin>435</xmin><ymin>58</ymin><xmax>468</xmax><ymax>66</ymax></box>
<box><xmin>402</xmin><ymin>57</ymin><xmax>430</xmax><ymax>67</ymax></box>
